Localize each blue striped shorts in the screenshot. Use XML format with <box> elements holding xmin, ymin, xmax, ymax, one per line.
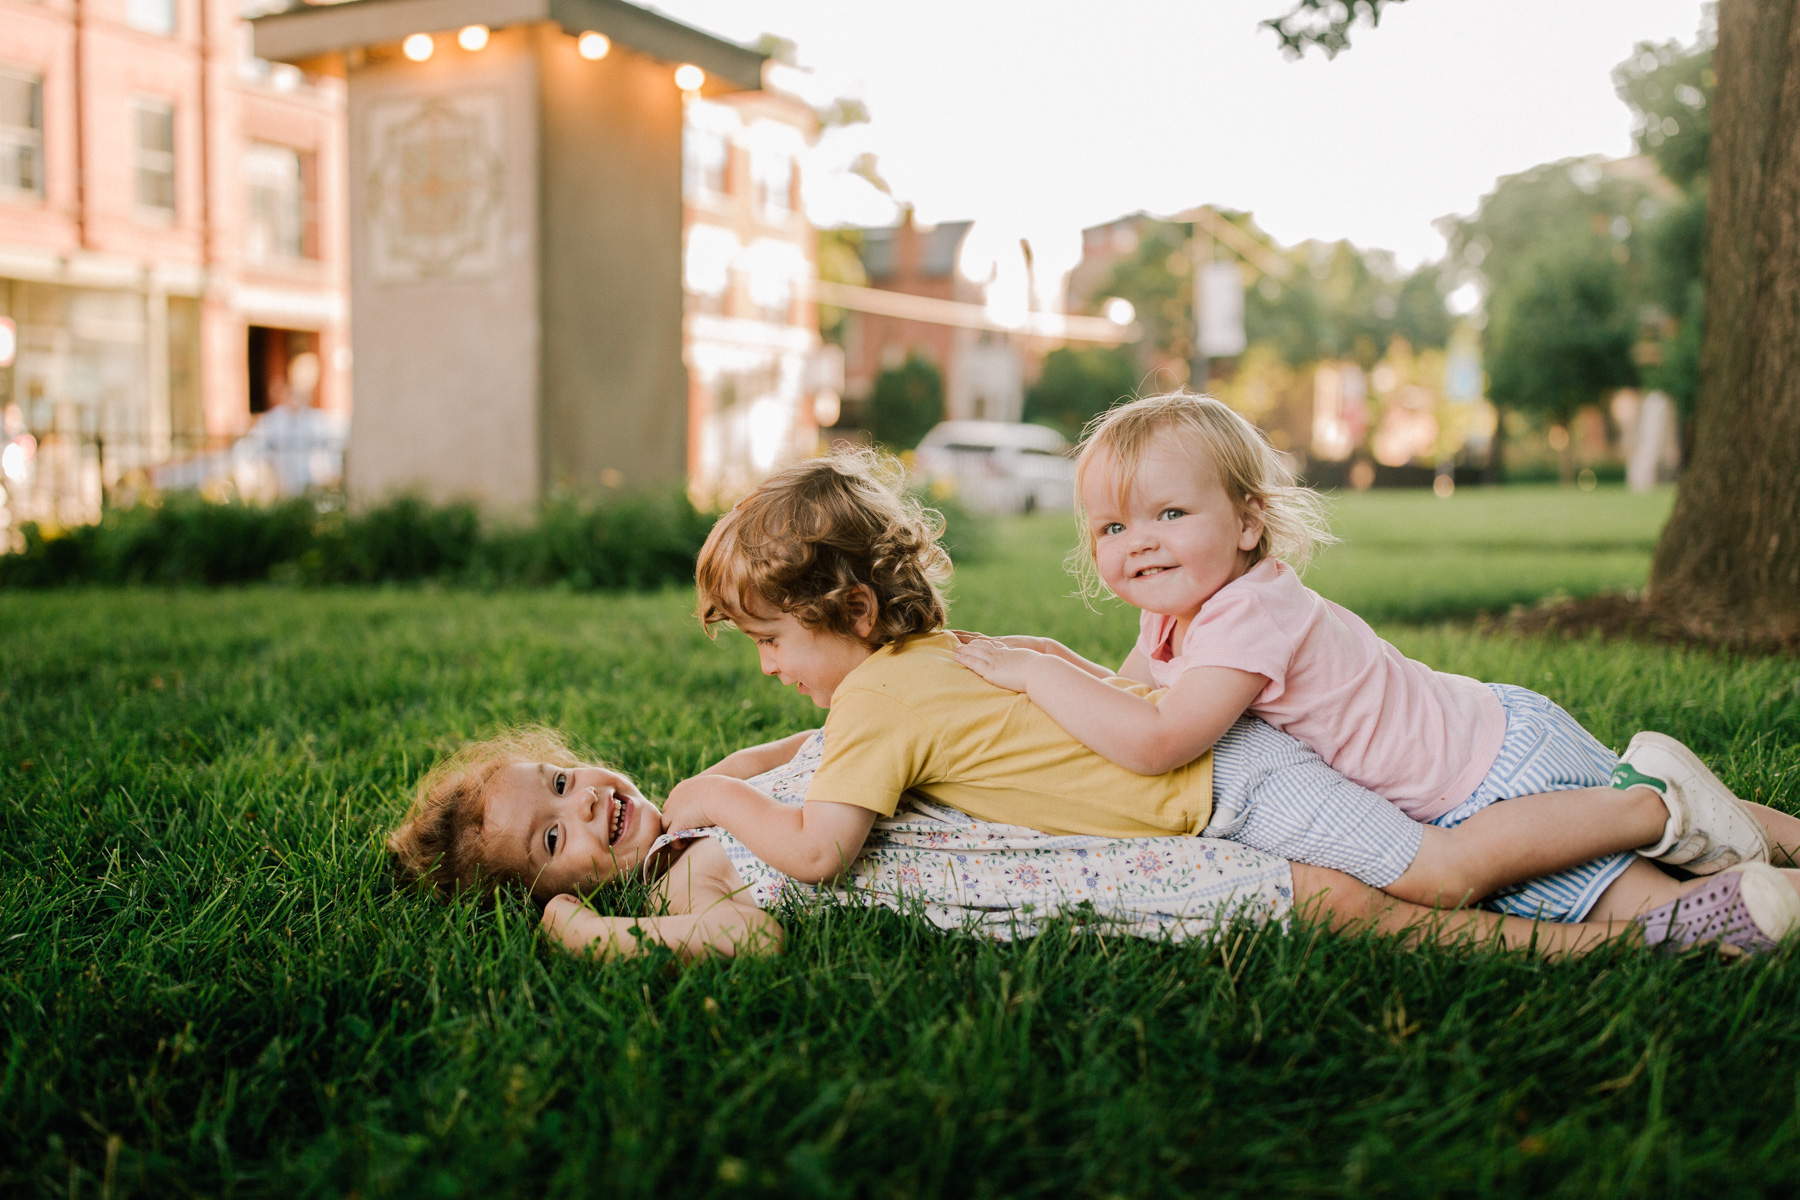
<box><xmin>1206</xmin><ymin>685</ymin><xmax>1632</xmax><ymax>922</ymax></box>
<box><xmin>1426</xmin><ymin>683</ymin><xmax>1631</xmax><ymax>922</ymax></box>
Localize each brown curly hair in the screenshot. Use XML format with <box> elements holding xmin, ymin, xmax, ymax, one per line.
<box><xmin>695</xmin><ymin>450</ymin><xmax>951</xmax><ymax>647</ymax></box>
<box><xmin>387</xmin><ymin>726</ymin><xmax>588</xmax><ymax>901</ymax></box>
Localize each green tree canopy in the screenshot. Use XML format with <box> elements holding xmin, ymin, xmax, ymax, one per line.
<box><xmin>870</xmin><ymin>354</ymin><xmax>945</xmax><ymax>450</ymax></box>
<box><xmin>1023</xmin><ymin>347</ymin><xmax>1141</xmax><ymax>440</ymax></box>
<box><xmin>1486</xmin><ymin>246</ymin><xmax>1637</xmax><ymax>426</ymax></box>
<box><xmin>1615</xmin><ymin>36</ymin><xmax>1715</xmax><ymax>192</ymax></box>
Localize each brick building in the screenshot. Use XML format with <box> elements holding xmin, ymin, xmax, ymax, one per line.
<box><xmin>682</xmin><ymin>79</ymin><xmax>823</xmax><ymax>502</ymax></box>
<box><xmin>0</xmin><ymin>0</ymin><xmax>348</xmax><ymax>529</ymax></box>
<box><xmin>831</xmin><ymin>213</ymin><xmax>1136</xmax><ymax>432</ymax></box>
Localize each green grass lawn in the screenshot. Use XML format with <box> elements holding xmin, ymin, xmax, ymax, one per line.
<box><xmin>6</xmin><ymin>484</ymin><xmax>1800</xmax><ymax>1197</ymax></box>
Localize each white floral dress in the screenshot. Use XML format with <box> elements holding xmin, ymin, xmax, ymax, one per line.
<box><xmin>651</xmin><ymin>731</ymin><xmax>1294</xmax><ymax>943</ymax></box>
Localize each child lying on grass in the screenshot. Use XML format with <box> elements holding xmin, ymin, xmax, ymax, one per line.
<box><xmin>388</xmin><ymin>723</ymin><xmax>1769</xmax><ymax>963</ymax></box>
<box><xmin>652</xmin><ymin>452</ymin><xmax>1800</xmax><ymax>955</ymax></box>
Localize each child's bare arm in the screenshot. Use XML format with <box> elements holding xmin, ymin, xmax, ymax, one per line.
<box><xmin>950</xmin><ymin>631</ymin><xmax>1116</xmax><ymax>680</ymax></box>
<box><xmin>661</xmin><ymin>774</ymin><xmax>877</xmax><ymax>883</ymax></box>
<box><xmin>699</xmin><ymin>730</ymin><xmax>818</xmax><ymax>780</ymax></box>
<box><xmin>1115</xmin><ymin>647</ymin><xmax>1156</xmax><ymax>686</ymax></box>
<box><xmin>955</xmin><ymin>642</ymin><xmax>1265</xmax><ymax>775</ymax></box>
<box><xmin>540</xmin><ymin>844</ymin><xmax>782</xmax><ymax>961</ymax></box>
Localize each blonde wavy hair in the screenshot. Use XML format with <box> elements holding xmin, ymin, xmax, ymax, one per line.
<box><xmin>387</xmin><ymin>726</ymin><xmax>590</xmax><ymax>901</ymax></box>
<box><xmin>696</xmin><ymin>449</ymin><xmax>951</xmax><ymax>647</ymax></box>
<box><xmin>1068</xmin><ymin>391</ymin><xmax>1335</xmax><ymax>599</ymax></box>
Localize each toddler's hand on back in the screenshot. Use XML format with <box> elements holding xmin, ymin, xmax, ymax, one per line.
<box><xmin>950</xmin><ymin>630</ymin><xmax>1068</xmax><ymax>658</ymax></box>
<box><xmin>953</xmin><ymin>638</ymin><xmax>1045</xmax><ymax>693</ymax></box>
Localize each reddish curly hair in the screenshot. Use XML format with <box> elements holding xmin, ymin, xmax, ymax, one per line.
<box><xmin>695</xmin><ymin>450</ymin><xmax>951</xmax><ymax>647</ymax></box>
<box><xmin>387</xmin><ymin>726</ymin><xmax>588</xmax><ymax>901</ymax></box>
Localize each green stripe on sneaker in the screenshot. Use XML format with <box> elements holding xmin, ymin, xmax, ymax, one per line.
<box><xmin>1611</xmin><ymin>762</ymin><xmax>1667</xmax><ymax>793</ymax></box>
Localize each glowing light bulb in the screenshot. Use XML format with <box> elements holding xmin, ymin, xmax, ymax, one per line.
<box><xmin>457</xmin><ymin>24</ymin><xmax>488</xmax><ymax>51</ymax></box>
<box><xmin>1103</xmin><ymin>297</ymin><xmax>1135</xmax><ymax>326</ymax></box>
<box><xmin>674</xmin><ymin>63</ymin><xmax>705</xmax><ymax>92</ymax></box>
<box><xmin>402</xmin><ymin>33</ymin><xmax>434</xmax><ymax>62</ymax></box>
<box><xmin>577</xmin><ymin>31</ymin><xmax>610</xmax><ymax>60</ymax></box>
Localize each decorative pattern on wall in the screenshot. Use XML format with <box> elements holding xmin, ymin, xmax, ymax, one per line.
<box><xmin>366</xmin><ymin>94</ymin><xmax>505</xmax><ymax>282</ymax></box>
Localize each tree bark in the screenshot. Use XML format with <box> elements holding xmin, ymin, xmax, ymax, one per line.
<box><xmin>1647</xmin><ymin>0</ymin><xmax>1800</xmax><ymax>647</ymax></box>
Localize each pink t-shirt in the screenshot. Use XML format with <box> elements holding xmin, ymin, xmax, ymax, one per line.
<box><xmin>1135</xmin><ymin>558</ymin><xmax>1506</xmax><ymax>821</ymax></box>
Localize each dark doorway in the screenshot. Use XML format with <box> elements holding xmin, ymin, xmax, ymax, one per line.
<box><xmin>247</xmin><ymin>326</ymin><xmax>320</xmax><ymax>414</ymax></box>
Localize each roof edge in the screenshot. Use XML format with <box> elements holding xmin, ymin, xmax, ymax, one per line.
<box><xmin>253</xmin><ymin>0</ymin><xmax>765</xmax><ymax>90</ymax></box>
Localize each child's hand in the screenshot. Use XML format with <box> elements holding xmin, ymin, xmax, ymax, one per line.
<box><xmin>950</xmin><ymin>631</ymin><xmax>1069</xmax><ymax>657</ymax></box>
<box><xmin>541</xmin><ymin>894</ymin><xmax>594</xmax><ymax>952</ymax></box>
<box><xmin>954</xmin><ymin>637</ymin><xmax>1048</xmax><ymax>693</ymax></box>
<box><xmin>660</xmin><ymin>776</ymin><xmax>715</xmax><ymax>834</ymax></box>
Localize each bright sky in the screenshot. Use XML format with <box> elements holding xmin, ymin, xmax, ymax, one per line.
<box><xmin>654</xmin><ymin>0</ymin><xmax>1709</xmax><ymax>282</ymax></box>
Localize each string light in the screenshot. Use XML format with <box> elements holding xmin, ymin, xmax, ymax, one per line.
<box><xmin>402</xmin><ymin>33</ymin><xmax>434</xmax><ymax>61</ymax></box>
<box><xmin>577</xmin><ymin>31</ymin><xmax>610</xmax><ymax>60</ymax></box>
<box><xmin>457</xmin><ymin>25</ymin><xmax>489</xmax><ymax>51</ymax></box>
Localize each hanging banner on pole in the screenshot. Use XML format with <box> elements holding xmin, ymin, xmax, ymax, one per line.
<box><xmin>1197</xmin><ymin>261</ymin><xmax>1246</xmax><ymax>358</ymax></box>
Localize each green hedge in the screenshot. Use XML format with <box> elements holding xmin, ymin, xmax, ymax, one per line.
<box><xmin>0</xmin><ymin>490</ymin><xmax>713</xmax><ymax>590</ymax></box>
<box><xmin>0</xmin><ymin>486</ymin><xmax>991</xmax><ymax>589</ymax></box>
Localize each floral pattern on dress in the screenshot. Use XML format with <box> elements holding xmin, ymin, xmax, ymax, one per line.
<box><xmin>652</xmin><ymin>731</ymin><xmax>1294</xmax><ymax>943</ymax></box>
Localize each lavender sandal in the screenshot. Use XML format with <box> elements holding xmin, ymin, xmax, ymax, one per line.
<box><xmin>1634</xmin><ymin>863</ymin><xmax>1800</xmax><ymax>957</ymax></box>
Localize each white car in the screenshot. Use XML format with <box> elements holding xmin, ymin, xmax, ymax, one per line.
<box><xmin>913</xmin><ymin>421</ymin><xmax>1076</xmax><ymax>515</ymax></box>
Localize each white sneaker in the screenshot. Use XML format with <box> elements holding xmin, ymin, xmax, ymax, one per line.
<box><xmin>1621</xmin><ymin>731</ymin><xmax>1771</xmax><ymax>875</ymax></box>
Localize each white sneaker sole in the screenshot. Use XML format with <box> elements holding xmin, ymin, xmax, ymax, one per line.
<box><xmin>1627</xmin><ymin>731</ymin><xmax>1772</xmax><ymax>874</ymax></box>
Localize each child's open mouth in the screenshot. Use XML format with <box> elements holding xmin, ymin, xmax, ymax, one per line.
<box><xmin>1134</xmin><ymin>565</ymin><xmax>1175</xmax><ymax>578</ymax></box>
<box><xmin>609</xmin><ymin>797</ymin><xmax>630</xmax><ymax>845</ymax></box>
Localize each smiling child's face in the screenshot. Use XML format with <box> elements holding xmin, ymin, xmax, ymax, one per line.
<box><xmin>1083</xmin><ymin>439</ymin><xmax>1263</xmax><ymax>622</ymax></box>
<box><xmin>733</xmin><ymin>608</ymin><xmax>876</xmax><ymax>709</ymax></box>
<box><xmin>481</xmin><ymin>762</ymin><xmax>659</xmax><ymax>897</ymax></box>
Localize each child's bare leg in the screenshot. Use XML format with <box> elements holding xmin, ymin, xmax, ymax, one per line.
<box><xmin>1290</xmin><ymin>863</ymin><xmax>1637</xmax><ymax>959</ymax></box>
<box><xmin>1382</xmin><ymin>785</ymin><xmax>1667</xmax><ymax>908</ymax></box>
<box><xmin>1746</xmin><ymin>801</ymin><xmax>1800</xmax><ymax>867</ymax></box>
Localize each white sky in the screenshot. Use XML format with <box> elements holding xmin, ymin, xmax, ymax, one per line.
<box><xmin>654</xmin><ymin>0</ymin><xmax>1709</xmax><ymax>281</ymax></box>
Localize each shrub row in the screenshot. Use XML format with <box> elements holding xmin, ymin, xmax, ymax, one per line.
<box><xmin>0</xmin><ymin>490</ymin><xmax>714</xmax><ymax>589</ymax></box>
<box><xmin>0</xmin><ymin>487</ymin><xmax>991</xmax><ymax>589</ymax></box>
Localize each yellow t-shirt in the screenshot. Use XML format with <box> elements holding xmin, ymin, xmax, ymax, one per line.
<box><xmin>809</xmin><ymin>632</ymin><xmax>1215</xmax><ymax>837</ymax></box>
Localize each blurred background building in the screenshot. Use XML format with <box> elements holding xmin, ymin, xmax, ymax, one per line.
<box><xmin>0</xmin><ymin>0</ymin><xmax>349</xmax><ymax>529</ymax></box>
<box><xmin>681</xmin><ymin>78</ymin><xmax>823</xmax><ymax>503</ymax></box>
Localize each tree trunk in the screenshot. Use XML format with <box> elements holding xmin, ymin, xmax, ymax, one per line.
<box><xmin>1647</xmin><ymin>0</ymin><xmax>1800</xmax><ymax>647</ymax></box>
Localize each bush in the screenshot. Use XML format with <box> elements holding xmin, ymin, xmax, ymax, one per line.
<box><xmin>870</xmin><ymin>354</ymin><xmax>945</xmax><ymax>450</ymax></box>
<box><xmin>0</xmin><ymin>488</ymin><xmax>716</xmax><ymax>591</ymax></box>
<box><xmin>478</xmin><ymin>491</ymin><xmax>715</xmax><ymax>590</ymax></box>
<box><xmin>0</xmin><ymin>494</ymin><xmax>318</xmax><ymax>587</ymax></box>
<box><xmin>307</xmin><ymin>496</ymin><xmax>483</xmax><ymax>584</ymax></box>
<box><xmin>913</xmin><ymin>487</ymin><xmax>992</xmax><ymax>566</ymax></box>
<box><xmin>1023</xmin><ymin>346</ymin><xmax>1140</xmax><ymax>440</ymax></box>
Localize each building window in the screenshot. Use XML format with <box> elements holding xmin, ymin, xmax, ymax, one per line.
<box><xmin>134</xmin><ymin>99</ymin><xmax>176</xmax><ymax>218</ymax></box>
<box><xmin>0</xmin><ymin>71</ymin><xmax>44</xmax><ymax>200</ymax></box>
<box><xmin>244</xmin><ymin>142</ymin><xmax>310</xmax><ymax>263</ymax></box>
<box><xmin>683</xmin><ymin>126</ymin><xmax>728</xmax><ymax>200</ymax></box>
<box><xmin>685</xmin><ymin>223</ymin><xmax>738</xmax><ymax>316</ymax></box>
<box><xmin>751</xmin><ymin>150</ymin><xmax>792</xmax><ymax>220</ymax></box>
<box><xmin>745</xmin><ymin>237</ymin><xmax>803</xmax><ymax>325</ymax></box>
<box><xmin>126</xmin><ymin>0</ymin><xmax>176</xmax><ymax>36</ymax></box>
